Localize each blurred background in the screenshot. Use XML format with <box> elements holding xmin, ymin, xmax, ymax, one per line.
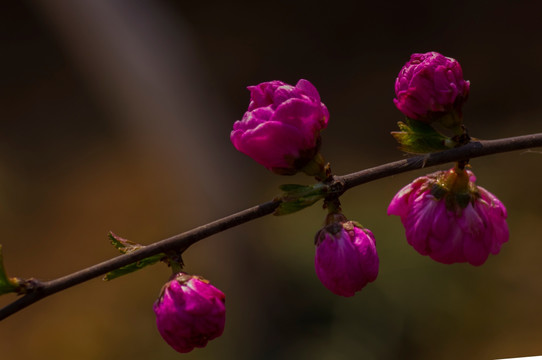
<box><xmin>1</xmin><ymin>1</ymin><xmax>541</xmax><ymax>359</ymax></box>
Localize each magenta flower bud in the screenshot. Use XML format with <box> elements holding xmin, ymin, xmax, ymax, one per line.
<box><xmin>314</xmin><ymin>214</ymin><xmax>379</xmax><ymax>297</ymax></box>
<box><xmin>393</xmin><ymin>52</ymin><xmax>470</xmax><ymax>124</ymax></box>
<box><xmin>388</xmin><ymin>168</ymin><xmax>509</xmax><ymax>266</ymax></box>
<box><xmin>231</xmin><ymin>79</ymin><xmax>329</xmax><ymax>175</ymax></box>
<box><xmin>153</xmin><ymin>273</ymin><xmax>226</xmax><ymax>353</ymax></box>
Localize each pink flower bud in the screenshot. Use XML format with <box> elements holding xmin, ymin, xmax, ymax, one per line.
<box><xmin>314</xmin><ymin>216</ymin><xmax>379</xmax><ymax>297</ymax></box>
<box><xmin>393</xmin><ymin>52</ymin><xmax>470</xmax><ymax>123</ymax></box>
<box><xmin>153</xmin><ymin>273</ymin><xmax>226</xmax><ymax>353</ymax></box>
<box><xmin>387</xmin><ymin>168</ymin><xmax>509</xmax><ymax>266</ymax></box>
<box><xmin>231</xmin><ymin>79</ymin><xmax>329</xmax><ymax>175</ymax></box>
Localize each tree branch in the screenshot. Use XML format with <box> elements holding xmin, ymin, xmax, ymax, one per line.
<box><xmin>1</xmin><ymin>132</ymin><xmax>541</xmax><ymax>320</ymax></box>
<box><xmin>339</xmin><ymin>133</ymin><xmax>542</xmax><ymax>190</ymax></box>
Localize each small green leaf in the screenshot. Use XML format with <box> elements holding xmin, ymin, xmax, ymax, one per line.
<box><xmin>0</xmin><ymin>245</ymin><xmax>19</xmax><ymax>295</ymax></box>
<box><xmin>104</xmin><ymin>253</ymin><xmax>165</xmax><ymax>281</ymax></box>
<box><xmin>392</xmin><ymin>118</ymin><xmax>453</xmax><ymax>154</ymax></box>
<box><xmin>105</xmin><ymin>232</ymin><xmax>165</xmax><ymax>281</ymax></box>
<box><xmin>109</xmin><ymin>232</ymin><xmax>143</xmax><ymax>254</ymax></box>
<box><xmin>274</xmin><ymin>183</ymin><xmax>327</xmax><ymax>216</ymax></box>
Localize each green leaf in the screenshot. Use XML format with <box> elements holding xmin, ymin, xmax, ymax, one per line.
<box><xmin>104</xmin><ymin>253</ymin><xmax>165</xmax><ymax>281</ymax></box>
<box><xmin>0</xmin><ymin>245</ymin><xmax>19</xmax><ymax>295</ymax></box>
<box><xmin>391</xmin><ymin>118</ymin><xmax>453</xmax><ymax>154</ymax></box>
<box><xmin>109</xmin><ymin>232</ymin><xmax>143</xmax><ymax>254</ymax></box>
<box><xmin>274</xmin><ymin>183</ymin><xmax>327</xmax><ymax>216</ymax></box>
<box><xmin>104</xmin><ymin>232</ymin><xmax>166</xmax><ymax>281</ymax></box>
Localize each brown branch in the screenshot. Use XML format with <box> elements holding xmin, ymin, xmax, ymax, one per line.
<box><xmin>1</xmin><ymin>132</ymin><xmax>541</xmax><ymax>320</ymax></box>
<box><xmin>338</xmin><ymin>133</ymin><xmax>542</xmax><ymax>190</ymax></box>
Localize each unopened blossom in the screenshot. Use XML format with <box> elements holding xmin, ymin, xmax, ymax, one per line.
<box><xmin>231</xmin><ymin>79</ymin><xmax>329</xmax><ymax>175</ymax></box>
<box><xmin>153</xmin><ymin>273</ymin><xmax>226</xmax><ymax>353</ymax></box>
<box><xmin>388</xmin><ymin>167</ymin><xmax>508</xmax><ymax>266</ymax></box>
<box><xmin>314</xmin><ymin>214</ymin><xmax>379</xmax><ymax>297</ymax></box>
<box><xmin>394</xmin><ymin>52</ymin><xmax>470</xmax><ymax>124</ymax></box>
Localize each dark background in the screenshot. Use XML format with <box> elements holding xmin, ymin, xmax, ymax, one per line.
<box><xmin>1</xmin><ymin>1</ymin><xmax>541</xmax><ymax>359</ymax></box>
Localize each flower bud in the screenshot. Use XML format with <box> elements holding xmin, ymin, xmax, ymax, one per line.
<box><xmin>153</xmin><ymin>273</ymin><xmax>226</xmax><ymax>353</ymax></box>
<box><xmin>393</xmin><ymin>52</ymin><xmax>470</xmax><ymax>125</ymax></box>
<box><xmin>231</xmin><ymin>79</ymin><xmax>329</xmax><ymax>175</ymax></box>
<box><xmin>387</xmin><ymin>168</ymin><xmax>509</xmax><ymax>266</ymax></box>
<box><xmin>314</xmin><ymin>214</ymin><xmax>379</xmax><ymax>297</ymax></box>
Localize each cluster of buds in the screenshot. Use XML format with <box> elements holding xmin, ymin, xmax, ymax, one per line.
<box><xmin>152</xmin><ymin>51</ymin><xmax>510</xmax><ymax>354</ymax></box>
<box><xmin>389</xmin><ymin>51</ymin><xmax>509</xmax><ymax>265</ymax></box>
<box><xmin>232</xmin><ymin>79</ymin><xmax>380</xmax><ymax>297</ymax></box>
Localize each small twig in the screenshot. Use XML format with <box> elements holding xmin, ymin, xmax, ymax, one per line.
<box><xmin>1</xmin><ymin>132</ymin><xmax>541</xmax><ymax>320</ymax></box>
